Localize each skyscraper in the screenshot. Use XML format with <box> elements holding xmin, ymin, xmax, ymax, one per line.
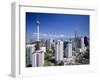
<box><xmin>77</xmin><ymin>37</ymin><xmax>85</xmax><ymax>50</ymax></box>
<box><xmin>64</xmin><ymin>41</ymin><xmax>72</xmax><ymax>58</ymax></box>
<box><xmin>46</xmin><ymin>39</ymin><xmax>53</xmax><ymax>51</ymax></box>
<box><xmin>75</xmin><ymin>36</ymin><xmax>85</xmax><ymax>53</ymax></box>
<box><xmin>74</xmin><ymin>32</ymin><xmax>85</xmax><ymax>51</ymax></box>
<box><xmin>55</xmin><ymin>40</ymin><xmax>63</xmax><ymax>64</ymax></box>
<box><xmin>80</xmin><ymin>37</ymin><xmax>85</xmax><ymax>50</ymax></box>
<box><xmin>26</xmin><ymin>44</ymin><xmax>35</xmax><ymax>67</ymax></box>
<box><xmin>32</xmin><ymin>50</ymin><xmax>44</xmax><ymax>67</ymax></box>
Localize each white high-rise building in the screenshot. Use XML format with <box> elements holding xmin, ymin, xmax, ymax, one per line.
<box><xmin>46</xmin><ymin>39</ymin><xmax>53</xmax><ymax>51</ymax></box>
<box><xmin>65</xmin><ymin>41</ymin><xmax>72</xmax><ymax>58</ymax></box>
<box><xmin>75</xmin><ymin>37</ymin><xmax>85</xmax><ymax>53</ymax></box>
<box><xmin>74</xmin><ymin>32</ymin><xmax>85</xmax><ymax>50</ymax></box>
<box><xmin>32</xmin><ymin>50</ymin><xmax>44</xmax><ymax>67</ymax></box>
<box><xmin>55</xmin><ymin>40</ymin><xmax>63</xmax><ymax>63</ymax></box>
<box><xmin>76</xmin><ymin>37</ymin><xmax>85</xmax><ymax>49</ymax></box>
<box><xmin>26</xmin><ymin>44</ymin><xmax>35</xmax><ymax>66</ymax></box>
<box><xmin>80</xmin><ymin>37</ymin><xmax>85</xmax><ymax>50</ymax></box>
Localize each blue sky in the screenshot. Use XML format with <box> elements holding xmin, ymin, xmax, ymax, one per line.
<box><xmin>26</xmin><ymin>12</ymin><xmax>89</xmax><ymax>39</ymax></box>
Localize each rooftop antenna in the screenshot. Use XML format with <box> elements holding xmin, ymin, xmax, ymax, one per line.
<box><xmin>35</xmin><ymin>16</ymin><xmax>40</xmax><ymax>50</ymax></box>
<box><xmin>36</xmin><ymin>16</ymin><xmax>40</xmax><ymax>41</ymax></box>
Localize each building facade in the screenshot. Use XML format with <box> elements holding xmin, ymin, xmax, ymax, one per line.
<box><xmin>55</xmin><ymin>40</ymin><xmax>63</xmax><ymax>64</ymax></box>
<box><xmin>46</xmin><ymin>39</ymin><xmax>53</xmax><ymax>51</ymax></box>
<box><xmin>76</xmin><ymin>37</ymin><xmax>85</xmax><ymax>49</ymax></box>
<box><xmin>32</xmin><ymin>50</ymin><xmax>44</xmax><ymax>67</ymax></box>
<box><xmin>64</xmin><ymin>41</ymin><xmax>72</xmax><ymax>58</ymax></box>
<box><xmin>26</xmin><ymin>44</ymin><xmax>35</xmax><ymax>67</ymax></box>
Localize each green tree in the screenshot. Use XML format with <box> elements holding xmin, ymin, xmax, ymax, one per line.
<box><xmin>58</xmin><ymin>61</ymin><xmax>64</xmax><ymax>66</ymax></box>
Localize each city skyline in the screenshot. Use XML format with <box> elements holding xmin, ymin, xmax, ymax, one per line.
<box><xmin>26</xmin><ymin>12</ymin><xmax>89</xmax><ymax>40</ymax></box>
<box><xmin>26</xmin><ymin>12</ymin><xmax>90</xmax><ymax>67</ymax></box>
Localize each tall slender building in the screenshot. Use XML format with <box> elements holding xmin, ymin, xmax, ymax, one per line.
<box><xmin>46</xmin><ymin>38</ymin><xmax>53</xmax><ymax>51</ymax></box>
<box><xmin>65</xmin><ymin>41</ymin><xmax>72</xmax><ymax>58</ymax></box>
<box><xmin>32</xmin><ymin>17</ymin><xmax>44</xmax><ymax>67</ymax></box>
<box><xmin>80</xmin><ymin>37</ymin><xmax>85</xmax><ymax>50</ymax></box>
<box><xmin>32</xmin><ymin>50</ymin><xmax>44</xmax><ymax>67</ymax></box>
<box><xmin>75</xmin><ymin>36</ymin><xmax>85</xmax><ymax>53</ymax></box>
<box><xmin>55</xmin><ymin>40</ymin><xmax>63</xmax><ymax>64</ymax></box>
<box><xmin>77</xmin><ymin>37</ymin><xmax>85</xmax><ymax>49</ymax></box>
<box><xmin>75</xmin><ymin>32</ymin><xmax>85</xmax><ymax>50</ymax></box>
<box><xmin>74</xmin><ymin>32</ymin><xmax>79</xmax><ymax>51</ymax></box>
<box><xmin>26</xmin><ymin>44</ymin><xmax>35</xmax><ymax>67</ymax></box>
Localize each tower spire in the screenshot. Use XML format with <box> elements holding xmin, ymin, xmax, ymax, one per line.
<box><xmin>35</xmin><ymin>16</ymin><xmax>40</xmax><ymax>50</ymax></box>
<box><xmin>36</xmin><ymin>16</ymin><xmax>40</xmax><ymax>41</ymax></box>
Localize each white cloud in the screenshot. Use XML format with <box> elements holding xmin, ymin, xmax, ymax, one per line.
<box><xmin>32</xmin><ymin>33</ymin><xmax>66</xmax><ymax>39</ymax></box>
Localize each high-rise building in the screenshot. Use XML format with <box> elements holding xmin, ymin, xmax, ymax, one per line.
<box><xmin>75</xmin><ymin>36</ymin><xmax>85</xmax><ymax>53</ymax></box>
<box><xmin>46</xmin><ymin>39</ymin><xmax>53</xmax><ymax>51</ymax></box>
<box><xmin>77</xmin><ymin>37</ymin><xmax>85</xmax><ymax>50</ymax></box>
<box><xmin>74</xmin><ymin>32</ymin><xmax>85</xmax><ymax>51</ymax></box>
<box><xmin>64</xmin><ymin>41</ymin><xmax>72</xmax><ymax>58</ymax></box>
<box><xmin>55</xmin><ymin>40</ymin><xmax>63</xmax><ymax>63</ymax></box>
<box><xmin>80</xmin><ymin>37</ymin><xmax>85</xmax><ymax>50</ymax></box>
<box><xmin>32</xmin><ymin>50</ymin><xmax>44</xmax><ymax>67</ymax></box>
<box><xmin>26</xmin><ymin>44</ymin><xmax>35</xmax><ymax>67</ymax></box>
